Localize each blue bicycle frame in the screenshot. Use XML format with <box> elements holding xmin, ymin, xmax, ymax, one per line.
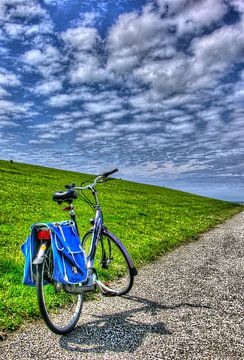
<box><xmin>85</xmin><ymin>187</ymin><xmax>136</xmax><ymax>275</ymax></box>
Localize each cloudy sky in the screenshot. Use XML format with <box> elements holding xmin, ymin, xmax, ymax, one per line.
<box><xmin>0</xmin><ymin>0</ymin><xmax>244</xmax><ymax>201</ymax></box>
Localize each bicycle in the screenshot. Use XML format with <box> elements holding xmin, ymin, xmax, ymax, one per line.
<box><xmin>34</xmin><ymin>168</ymin><xmax>137</xmax><ymax>334</ymax></box>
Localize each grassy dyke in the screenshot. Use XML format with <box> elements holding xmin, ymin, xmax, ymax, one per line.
<box><xmin>0</xmin><ymin>159</ymin><xmax>243</xmax><ymax>332</ymax></box>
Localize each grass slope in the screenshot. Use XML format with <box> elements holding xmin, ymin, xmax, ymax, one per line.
<box><xmin>0</xmin><ymin>160</ymin><xmax>243</xmax><ymax>332</ymax></box>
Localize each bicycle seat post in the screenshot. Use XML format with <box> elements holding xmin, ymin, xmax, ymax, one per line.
<box><xmin>63</xmin><ymin>202</ymin><xmax>79</xmax><ymax>235</ymax></box>
<box><xmin>69</xmin><ymin>203</ymin><xmax>75</xmax><ymax>221</ymax></box>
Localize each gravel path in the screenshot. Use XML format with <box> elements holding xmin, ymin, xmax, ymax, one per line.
<box><xmin>1</xmin><ymin>211</ymin><xmax>244</xmax><ymax>360</ymax></box>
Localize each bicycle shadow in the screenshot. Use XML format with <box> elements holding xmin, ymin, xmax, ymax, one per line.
<box><xmin>59</xmin><ymin>295</ymin><xmax>211</xmax><ymax>354</ymax></box>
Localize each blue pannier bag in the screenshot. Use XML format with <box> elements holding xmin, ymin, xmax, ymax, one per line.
<box><xmin>21</xmin><ymin>222</ymin><xmax>45</xmax><ymax>286</ymax></box>
<box><xmin>21</xmin><ymin>221</ymin><xmax>88</xmax><ymax>286</ymax></box>
<box><xmin>21</xmin><ymin>231</ymin><xmax>37</xmax><ymax>286</ymax></box>
<box><xmin>51</xmin><ymin>221</ymin><xmax>88</xmax><ymax>284</ymax></box>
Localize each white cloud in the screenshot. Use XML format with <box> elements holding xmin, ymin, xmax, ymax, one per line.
<box><xmin>103</xmin><ymin>109</ymin><xmax>129</xmax><ymax>120</ymax></box>
<box><xmin>0</xmin><ymin>99</ymin><xmax>31</xmax><ymax>115</ymax></box>
<box><xmin>175</xmin><ymin>0</ymin><xmax>228</xmax><ymax>35</ymax></box>
<box><xmin>22</xmin><ymin>49</ymin><xmax>43</xmax><ymax>65</ymax></box>
<box><xmin>6</xmin><ymin>1</ymin><xmax>47</xmax><ymax>19</ymax></box>
<box><xmin>234</xmin><ymin>88</ymin><xmax>244</xmax><ymax>101</ymax></box>
<box><xmin>191</xmin><ymin>22</ymin><xmax>244</xmax><ymax>75</ymax></box>
<box><xmin>0</xmin><ymin>87</ymin><xmax>9</xmax><ymax>97</ymax></box>
<box><xmin>108</xmin><ymin>6</ymin><xmax>163</xmax><ymax>52</ymax></box>
<box><xmin>129</xmin><ymin>91</ymin><xmax>164</xmax><ymax>112</ymax></box>
<box><xmin>30</xmin><ymin>111</ymin><xmax>96</xmax><ymax>144</ymax></box>
<box><xmin>38</xmin><ymin>132</ymin><xmax>58</xmax><ymax>140</ymax></box>
<box><xmin>4</xmin><ymin>23</ymin><xmax>25</xmax><ymax>38</ymax></box>
<box><xmin>85</xmin><ymin>100</ymin><xmax>122</xmax><ymax>114</ymax></box>
<box><xmin>117</xmin><ymin>121</ymin><xmax>158</xmax><ymax>132</ymax></box>
<box><xmin>0</xmin><ymin>118</ymin><xmax>20</xmax><ymax>128</ymax></box>
<box><xmin>61</xmin><ymin>26</ymin><xmax>99</xmax><ymax>52</ymax></box>
<box><xmin>22</xmin><ymin>45</ymin><xmax>60</xmax><ymax>66</ymax></box>
<box><xmin>230</xmin><ymin>0</ymin><xmax>244</xmax><ymax>12</ymax></box>
<box><xmin>121</xmin><ymin>159</ymin><xmax>209</xmax><ymax>178</ymax></box>
<box><xmin>54</xmin><ymin>114</ymin><xmax>94</xmax><ymax>130</ymax></box>
<box><xmin>166</xmin><ymin>121</ymin><xmax>194</xmax><ymax>134</ymax></box>
<box><xmin>162</xmin><ymin>109</ymin><xmax>184</xmax><ymax>118</ymax></box>
<box><xmin>28</xmin><ymin>21</ymin><xmax>53</xmax><ymax>36</ymax></box>
<box><xmin>130</xmin><ymin>12</ymin><xmax>244</xmax><ymax>97</ymax></box>
<box><xmin>20</xmin><ymin>21</ymin><xmax>53</xmax><ymax>38</ymax></box>
<box><xmin>4</xmin><ymin>21</ymin><xmax>53</xmax><ymax>40</ymax></box>
<box><xmin>47</xmin><ymin>88</ymin><xmax>93</xmax><ymax>107</ymax></box>
<box><xmin>163</xmin><ymin>94</ymin><xmax>198</xmax><ymax>107</ymax></box>
<box><xmin>197</xmin><ymin>108</ymin><xmax>221</xmax><ymax>122</ymax></box>
<box><xmin>0</xmin><ymin>46</ymin><xmax>8</xmax><ymax>54</ymax></box>
<box><xmin>68</xmin><ymin>53</ymin><xmax>106</xmax><ymax>84</ymax></box>
<box><xmin>0</xmin><ymin>0</ymin><xmax>54</xmax><ymax>40</ymax></box>
<box><xmin>54</xmin><ymin>111</ymin><xmax>86</xmax><ymax>121</ymax></box>
<box><xmin>0</xmin><ymin>68</ymin><xmax>20</xmax><ymax>86</ymax></box>
<box><xmin>75</xmin><ymin>128</ymin><xmax>119</xmax><ymax>142</ymax></box>
<box><xmin>73</xmin><ymin>90</ymin><xmax>126</xmax><ymax>115</ymax></box>
<box><xmin>34</xmin><ymin>79</ymin><xmax>63</xmax><ymax>95</ymax></box>
<box><xmin>156</xmin><ymin>0</ymin><xmax>188</xmax><ymax>15</ymax></box>
<box><xmin>72</xmin><ymin>118</ymin><xmax>94</xmax><ymax>128</ymax></box>
<box><xmin>106</xmin><ymin>6</ymin><xmax>168</xmax><ymax>73</ymax></box>
<box><xmin>47</xmin><ymin>93</ymin><xmax>80</xmax><ymax>107</ymax></box>
<box><xmin>156</xmin><ymin>0</ymin><xmax>228</xmax><ymax>35</ymax></box>
<box><xmin>134</xmin><ymin>55</ymin><xmax>191</xmax><ymax>95</ymax></box>
<box><xmin>22</xmin><ymin>45</ymin><xmax>63</xmax><ymax>78</ymax></box>
<box><xmin>78</xmin><ymin>12</ymin><xmax>98</xmax><ymax>27</ymax></box>
<box><xmin>61</xmin><ymin>26</ymin><xmax>108</xmax><ymax>84</ymax></box>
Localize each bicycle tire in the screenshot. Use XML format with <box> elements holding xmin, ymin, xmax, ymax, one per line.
<box><xmin>36</xmin><ymin>246</ymin><xmax>83</xmax><ymax>335</ymax></box>
<box><xmin>82</xmin><ymin>229</ymin><xmax>134</xmax><ymax>296</ymax></box>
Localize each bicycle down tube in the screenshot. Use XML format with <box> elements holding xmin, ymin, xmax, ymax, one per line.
<box><xmin>86</xmin><ymin>207</ymin><xmax>103</xmax><ymax>268</ymax></box>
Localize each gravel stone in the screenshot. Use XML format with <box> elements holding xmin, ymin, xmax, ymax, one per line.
<box><xmin>1</xmin><ymin>211</ymin><xmax>244</xmax><ymax>360</ymax></box>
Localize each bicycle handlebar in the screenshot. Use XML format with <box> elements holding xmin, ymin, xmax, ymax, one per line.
<box><xmin>74</xmin><ymin>168</ymin><xmax>118</xmax><ymax>191</ymax></box>
<box><xmin>100</xmin><ymin>168</ymin><xmax>118</xmax><ymax>178</ymax></box>
<box><xmin>53</xmin><ymin>169</ymin><xmax>118</xmax><ymax>204</ymax></box>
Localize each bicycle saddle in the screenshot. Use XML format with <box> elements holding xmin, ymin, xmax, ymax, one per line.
<box><xmin>53</xmin><ymin>189</ymin><xmax>78</xmax><ymax>204</ymax></box>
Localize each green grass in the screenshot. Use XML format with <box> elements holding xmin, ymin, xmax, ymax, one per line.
<box><xmin>0</xmin><ymin>159</ymin><xmax>243</xmax><ymax>332</ymax></box>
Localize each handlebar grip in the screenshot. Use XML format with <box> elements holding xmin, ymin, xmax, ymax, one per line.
<box><xmin>101</xmin><ymin>168</ymin><xmax>118</xmax><ymax>178</ymax></box>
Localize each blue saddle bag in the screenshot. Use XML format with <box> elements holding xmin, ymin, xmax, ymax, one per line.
<box><xmin>21</xmin><ymin>221</ymin><xmax>88</xmax><ymax>286</ymax></box>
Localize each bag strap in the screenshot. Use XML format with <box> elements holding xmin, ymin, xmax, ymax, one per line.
<box><xmin>55</xmin><ymin>223</ymin><xmax>82</xmax><ymax>271</ymax></box>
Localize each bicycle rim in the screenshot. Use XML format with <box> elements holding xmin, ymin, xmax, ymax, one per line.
<box><xmin>36</xmin><ymin>247</ymin><xmax>83</xmax><ymax>334</ymax></box>
<box><xmin>82</xmin><ymin>230</ymin><xmax>133</xmax><ymax>295</ymax></box>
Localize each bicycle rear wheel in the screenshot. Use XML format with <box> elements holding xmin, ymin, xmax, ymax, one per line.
<box><xmin>36</xmin><ymin>246</ymin><xmax>83</xmax><ymax>334</ymax></box>
<box><xmin>82</xmin><ymin>230</ymin><xmax>134</xmax><ymax>295</ymax></box>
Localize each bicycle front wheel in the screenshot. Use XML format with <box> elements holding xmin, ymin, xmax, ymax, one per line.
<box><xmin>36</xmin><ymin>246</ymin><xmax>83</xmax><ymax>335</ymax></box>
<box><xmin>82</xmin><ymin>230</ymin><xmax>134</xmax><ymax>295</ymax></box>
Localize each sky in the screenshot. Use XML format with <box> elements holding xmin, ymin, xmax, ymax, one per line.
<box><xmin>0</xmin><ymin>0</ymin><xmax>244</xmax><ymax>201</ymax></box>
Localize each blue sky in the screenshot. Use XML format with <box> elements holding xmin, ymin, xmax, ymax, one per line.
<box><xmin>0</xmin><ymin>0</ymin><xmax>244</xmax><ymax>201</ymax></box>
